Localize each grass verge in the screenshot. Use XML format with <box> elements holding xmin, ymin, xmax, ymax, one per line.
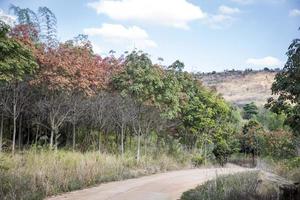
<box><xmin>0</xmin><ymin>149</ymin><xmax>191</xmax><ymax>200</ymax></box>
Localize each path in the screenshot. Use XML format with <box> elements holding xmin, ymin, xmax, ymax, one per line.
<box><xmin>47</xmin><ymin>165</ymin><xmax>252</xmax><ymax>200</ymax></box>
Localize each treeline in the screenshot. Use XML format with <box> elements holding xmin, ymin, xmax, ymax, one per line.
<box><xmin>0</xmin><ymin>6</ymin><xmax>237</xmax><ymax>163</ymax></box>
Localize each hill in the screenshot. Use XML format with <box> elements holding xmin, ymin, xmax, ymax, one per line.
<box><xmin>195</xmin><ymin>69</ymin><xmax>279</xmax><ymax>107</ymax></box>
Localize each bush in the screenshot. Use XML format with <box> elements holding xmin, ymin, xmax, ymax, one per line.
<box><xmin>262</xmin><ymin>130</ymin><xmax>296</xmax><ymax>159</ymax></box>
<box><xmin>191</xmin><ymin>155</ymin><xmax>204</xmax><ymax>167</ymax></box>
<box><xmin>181</xmin><ymin>172</ymin><xmax>260</xmax><ymax>200</ymax></box>
<box><xmin>213</xmin><ymin>139</ymin><xmax>231</xmax><ymax>166</ymax></box>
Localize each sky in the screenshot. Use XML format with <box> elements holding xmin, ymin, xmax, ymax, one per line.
<box><xmin>0</xmin><ymin>0</ymin><xmax>299</xmax><ymax>72</ymax></box>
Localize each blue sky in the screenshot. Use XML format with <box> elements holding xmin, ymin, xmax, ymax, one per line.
<box><xmin>0</xmin><ymin>0</ymin><xmax>299</xmax><ymax>72</ymax></box>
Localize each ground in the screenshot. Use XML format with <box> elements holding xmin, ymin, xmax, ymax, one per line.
<box><xmin>47</xmin><ymin>164</ymin><xmax>252</xmax><ymax>200</ymax></box>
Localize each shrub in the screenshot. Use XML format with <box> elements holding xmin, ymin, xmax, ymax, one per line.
<box><xmin>181</xmin><ymin>172</ymin><xmax>260</xmax><ymax>200</ymax></box>
<box><xmin>191</xmin><ymin>155</ymin><xmax>204</xmax><ymax>167</ymax></box>
<box><xmin>213</xmin><ymin>139</ymin><xmax>231</xmax><ymax>166</ymax></box>
<box><xmin>262</xmin><ymin>130</ymin><xmax>296</xmax><ymax>159</ymax></box>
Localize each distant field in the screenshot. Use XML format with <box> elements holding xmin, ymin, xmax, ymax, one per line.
<box><xmin>197</xmin><ymin>70</ymin><xmax>278</xmax><ymax>106</ymax></box>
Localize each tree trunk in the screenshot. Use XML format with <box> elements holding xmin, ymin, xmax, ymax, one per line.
<box><xmin>18</xmin><ymin>115</ymin><xmax>22</xmax><ymax>150</ymax></box>
<box><xmin>12</xmin><ymin>103</ymin><xmax>17</xmax><ymax>154</ymax></box>
<box><xmin>50</xmin><ymin>128</ymin><xmax>54</xmax><ymax>150</ymax></box>
<box><xmin>137</xmin><ymin>130</ymin><xmax>141</xmax><ymax>162</ymax></box>
<box><xmin>35</xmin><ymin>125</ymin><xmax>39</xmax><ymax>144</ymax></box>
<box><xmin>98</xmin><ymin>130</ymin><xmax>101</xmax><ymax>154</ymax></box>
<box><xmin>54</xmin><ymin>128</ymin><xmax>58</xmax><ymax>151</ymax></box>
<box><xmin>27</xmin><ymin>126</ymin><xmax>30</xmax><ymax>146</ymax></box>
<box><xmin>121</xmin><ymin>124</ymin><xmax>124</xmax><ymax>155</ymax></box>
<box><xmin>0</xmin><ymin>112</ymin><xmax>3</xmax><ymax>152</ymax></box>
<box><xmin>72</xmin><ymin>123</ymin><xmax>76</xmax><ymax>151</ymax></box>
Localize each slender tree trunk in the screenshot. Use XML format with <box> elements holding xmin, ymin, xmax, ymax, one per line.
<box><xmin>72</xmin><ymin>123</ymin><xmax>76</xmax><ymax>151</ymax></box>
<box><xmin>137</xmin><ymin>129</ymin><xmax>141</xmax><ymax>162</ymax></box>
<box><xmin>35</xmin><ymin>125</ymin><xmax>39</xmax><ymax>144</ymax></box>
<box><xmin>50</xmin><ymin>127</ymin><xmax>54</xmax><ymax>149</ymax></box>
<box><xmin>12</xmin><ymin>103</ymin><xmax>17</xmax><ymax>154</ymax></box>
<box><xmin>27</xmin><ymin>126</ymin><xmax>30</xmax><ymax>146</ymax></box>
<box><xmin>0</xmin><ymin>112</ymin><xmax>3</xmax><ymax>152</ymax></box>
<box><xmin>121</xmin><ymin>124</ymin><xmax>124</xmax><ymax>155</ymax></box>
<box><xmin>98</xmin><ymin>130</ymin><xmax>101</xmax><ymax>154</ymax></box>
<box><xmin>18</xmin><ymin>115</ymin><xmax>22</xmax><ymax>150</ymax></box>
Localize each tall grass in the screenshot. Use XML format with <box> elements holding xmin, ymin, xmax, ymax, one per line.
<box><xmin>0</xmin><ymin>149</ymin><xmax>191</xmax><ymax>200</ymax></box>
<box><xmin>180</xmin><ymin>171</ymin><xmax>278</xmax><ymax>200</ymax></box>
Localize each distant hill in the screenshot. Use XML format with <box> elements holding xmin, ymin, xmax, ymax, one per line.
<box><xmin>195</xmin><ymin>69</ymin><xmax>280</xmax><ymax>107</ymax></box>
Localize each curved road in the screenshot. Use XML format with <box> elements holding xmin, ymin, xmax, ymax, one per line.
<box><xmin>47</xmin><ymin>165</ymin><xmax>251</xmax><ymax>200</ymax></box>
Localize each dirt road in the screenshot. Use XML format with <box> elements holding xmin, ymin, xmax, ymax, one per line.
<box><xmin>47</xmin><ymin>165</ymin><xmax>251</xmax><ymax>200</ymax></box>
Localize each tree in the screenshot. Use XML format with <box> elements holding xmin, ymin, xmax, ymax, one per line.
<box><xmin>168</xmin><ymin>60</ymin><xmax>184</xmax><ymax>72</ymax></box>
<box><xmin>9</xmin><ymin>4</ymin><xmax>40</xmax><ymax>35</ymax></box>
<box><xmin>36</xmin><ymin>92</ymin><xmax>71</xmax><ymax>149</ymax></box>
<box><xmin>240</xmin><ymin>120</ymin><xmax>264</xmax><ymax>166</ymax></box>
<box><xmin>242</xmin><ymin>102</ymin><xmax>258</xmax><ymax>120</ymax></box>
<box><xmin>38</xmin><ymin>7</ymin><xmax>57</xmax><ymax>47</ymax></box>
<box><xmin>112</xmin><ymin>51</ymin><xmax>164</xmax><ymax>161</ymax></box>
<box><xmin>0</xmin><ymin>21</ymin><xmax>37</xmax><ymax>154</ymax></box>
<box><xmin>266</xmin><ymin>28</ymin><xmax>300</xmax><ymax>136</ymax></box>
<box><xmin>262</xmin><ymin>130</ymin><xmax>296</xmax><ymax>159</ymax></box>
<box><xmin>212</xmin><ymin>137</ymin><xmax>231</xmax><ymax>166</ymax></box>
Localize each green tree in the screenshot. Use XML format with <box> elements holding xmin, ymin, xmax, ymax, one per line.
<box><xmin>240</xmin><ymin>120</ymin><xmax>264</xmax><ymax>166</ymax></box>
<box><xmin>112</xmin><ymin>51</ymin><xmax>164</xmax><ymax>161</ymax></box>
<box><xmin>242</xmin><ymin>102</ymin><xmax>258</xmax><ymax>120</ymax></box>
<box><xmin>266</xmin><ymin>29</ymin><xmax>300</xmax><ymax>136</ymax></box>
<box><xmin>0</xmin><ymin>21</ymin><xmax>37</xmax><ymax>154</ymax></box>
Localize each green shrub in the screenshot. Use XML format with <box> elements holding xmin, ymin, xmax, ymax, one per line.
<box><xmin>191</xmin><ymin>155</ymin><xmax>204</xmax><ymax>167</ymax></box>
<box><xmin>213</xmin><ymin>139</ymin><xmax>231</xmax><ymax>166</ymax></box>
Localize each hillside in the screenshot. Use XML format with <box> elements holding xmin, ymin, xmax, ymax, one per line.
<box><xmin>195</xmin><ymin>70</ymin><xmax>279</xmax><ymax>106</ymax></box>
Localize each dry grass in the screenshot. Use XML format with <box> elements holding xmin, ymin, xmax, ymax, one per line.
<box><xmin>0</xmin><ymin>149</ymin><xmax>191</xmax><ymax>200</ymax></box>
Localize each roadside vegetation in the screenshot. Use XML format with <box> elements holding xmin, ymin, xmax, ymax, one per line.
<box><xmin>0</xmin><ymin>5</ymin><xmax>237</xmax><ymax>199</ymax></box>
<box><xmin>0</xmin><ymin>4</ymin><xmax>299</xmax><ymax>200</ymax></box>
<box><xmin>0</xmin><ymin>149</ymin><xmax>191</xmax><ymax>200</ymax></box>
<box><xmin>181</xmin><ymin>27</ymin><xmax>300</xmax><ymax>200</ymax></box>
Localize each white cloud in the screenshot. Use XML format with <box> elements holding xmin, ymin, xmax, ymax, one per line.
<box><xmin>203</xmin><ymin>5</ymin><xmax>241</xmax><ymax>29</ymax></box>
<box><xmin>246</xmin><ymin>56</ymin><xmax>282</xmax><ymax>67</ymax></box>
<box><xmin>231</xmin><ymin>0</ymin><xmax>285</xmax><ymax>5</ymax></box>
<box><xmin>84</xmin><ymin>23</ymin><xmax>157</xmax><ymax>49</ymax></box>
<box><xmin>0</xmin><ymin>9</ymin><xmax>16</xmax><ymax>26</ymax></box>
<box><xmin>87</xmin><ymin>0</ymin><xmax>206</xmax><ymax>29</ymax></box>
<box><xmin>219</xmin><ymin>5</ymin><xmax>240</xmax><ymax>15</ymax></box>
<box><xmin>230</xmin><ymin>0</ymin><xmax>254</xmax><ymax>5</ymax></box>
<box><xmin>289</xmin><ymin>9</ymin><xmax>300</xmax><ymax>17</ymax></box>
<box><xmin>203</xmin><ymin>14</ymin><xmax>235</xmax><ymax>29</ymax></box>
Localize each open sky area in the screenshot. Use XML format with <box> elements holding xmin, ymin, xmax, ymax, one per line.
<box><xmin>0</xmin><ymin>0</ymin><xmax>299</xmax><ymax>72</ymax></box>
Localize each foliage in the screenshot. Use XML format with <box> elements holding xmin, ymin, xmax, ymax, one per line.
<box><xmin>213</xmin><ymin>137</ymin><xmax>231</xmax><ymax>166</ymax></box>
<box><xmin>242</xmin><ymin>102</ymin><xmax>258</xmax><ymax>120</ymax></box>
<box><xmin>266</xmin><ymin>29</ymin><xmax>300</xmax><ymax>136</ymax></box>
<box><xmin>255</xmin><ymin>108</ymin><xmax>287</xmax><ymax>131</ymax></box>
<box><xmin>32</xmin><ymin>42</ymin><xmax>121</xmax><ymax>95</ymax></box>
<box><xmin>112</xmin><ymin>51</ymin><xmax>163</xmax><ymax>105</ymax></box>
<box><xmin>0</xmin><ymin>20</ymin><xmax>37</xmax><ymax>82</ymax></box>
<box><xmin>261</xmin><ymin>130</ymin><xmax>296</xmax><ymax>159</ymax></box>
<box><xmin>181</xmin><ymin>172</ymin><xmax>262</xmax><ymax>200</ymax></box>
<box><xmin>191</xmin><ymin>154</ymin><xmax>204</xmax><ymax>167</ymax></box>
<box><xmin>239</xmin><ymin>120</ymin><xmax>264</xmax><ymax>158</ymax></box>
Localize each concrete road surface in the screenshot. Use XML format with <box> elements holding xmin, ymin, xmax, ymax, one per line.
<box><xmin>46</xmin><ymin>165</ymin><xmax>251</xmax><ymax>200</ymax></box>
